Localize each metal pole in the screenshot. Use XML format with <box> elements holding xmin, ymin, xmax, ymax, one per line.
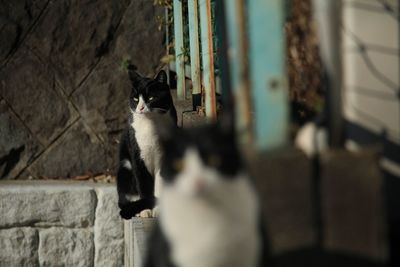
<box><xmin>187</xmin><ymin>0</ymin><xmax>202</xmax><ymax>110</ymax></box>
<box><xmin>173</xmin><ymin>0</ymin><xmax>185</xmax><ymax>100</ymax></box>
<box><xmin>199</xmin><ymin>0</ymin><xmax>217</xmax><ymax>120</ymax></box>
<box><xmin>224</xmin><ymin>0</ymin><xmax>252</xmax><ymax>144</ymax></box>
<box><xmin>313</xmin><ymin>0</ymin><xmax>343</xmax><ymax>147</ymax></box>
<box><xmin>247</xmin><ymin>0</ymin><xmax>288</xmax><ymax>150</ymax></box>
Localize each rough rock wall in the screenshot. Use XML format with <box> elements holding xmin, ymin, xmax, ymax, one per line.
<box><xmin>0</xmin><ymin>0</ymin><xmax>165</xmax><ymax>179</ymax></box>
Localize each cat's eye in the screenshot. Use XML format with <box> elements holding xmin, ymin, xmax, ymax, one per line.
<box><xmin>133</xmin><ymin>97</ymin><xmax>139</xmax><ymax>102</ymax></box>
<box><xmin>208</xmin><ymin>155</ymin><xmax>221</xmax><ymax>167</ymax></box>
<box><xmin>173</xmin><ymin>158</ymin><xmax>184</xmax><ymax>171</ymax></box>
<box><xmin>149</xmin><ymin>97</ymin><xmax>154</xmax><ymax>101</ymax></box>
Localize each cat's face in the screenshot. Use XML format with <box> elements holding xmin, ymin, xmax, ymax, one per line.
<box><xmin>159</xmin><ymin>121</ymin><xmax>243</xmax><ymax>197</ymax></box>
<box><xmin>129</xmin><ymin>69</ymin><xmax>172</xmax><ymax>114</ymax></box>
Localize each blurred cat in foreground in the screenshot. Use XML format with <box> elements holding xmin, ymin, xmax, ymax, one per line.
<box><xmin>144</xmin><ymin>114</ymin><xmax>269</xmax><ymax>267</ymax></box>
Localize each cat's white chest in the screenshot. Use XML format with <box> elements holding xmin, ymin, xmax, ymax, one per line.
<box><xmin>131</xmin><ymin>114</ymin><xmax>161</xmax><ymax>175</ymax></box>
<box><xmin>160</xmin><ymin>177</ymin><xmax>261</xmax><ymax>267</ymax></box>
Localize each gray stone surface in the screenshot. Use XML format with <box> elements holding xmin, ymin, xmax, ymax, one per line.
<box><xmin>25</xmin><ymin>0</ymin><xmax>131</xmax><ymax>95</ymax></box>
<box><xmin>94</xmin><ymin>186</ymin><xmax>124</xmax><ymax>267</ymax></box>
<box><xmin>0</xmin><ymin>48</ymin><xmax>78</xmax><ymax>146</ymax></box>
<box><xmin>0</xmin><ymin>227</ymin><xmax>39</xmax><ymax>267</ymax></box>
<box><xmin>0</xmin><ymin>100</ymin><xmax>42</xmax><ymax>179</ymax></box>
<box><xmin>0</xmin><ymin>183</ymin><xmax>96</xmax><ymax>227</ymax></box>
<box><xmin>321</xmin><ymin>148</ymin><xmax>387</xmax><ymax>260</ymax></box>
<box><xmin>71</xmin><ymin>57</ymin><xmax>131</xmax><ymax>170</ymax></box>
<box><xmin>38</xmin><ymin>227</ymin><xmax>94</xmax><ymax>267</ymax></box>
<box><xmin>72</xmin><ymin>58</ymin><xmax>130</xmax><ymax>140</ymax></box>
<box><xmin>113</xmin><ymin>0</ymin><xmax>164</xmax><ymax>76</ymax></box>
<box><xmin>27</xmin><ymin>120</ymin><xmax>107</xmax><ymax>178</ymax></box>
<box><xmin>0</xmin><ymin>0</ymin><xmax>165</xmax><ymax>179</ymax></box>
<box><xmin>248</xmin><ymin>148</ymin><xmax>316</xmax><ymax>254</ymax></box>
<box><xmin>0</xmin><ymin>0</ymin><xmax>48</xmax><ymax>63</ymax></box>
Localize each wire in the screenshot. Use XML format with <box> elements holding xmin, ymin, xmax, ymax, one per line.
<box><xmin>376</xmin><ymin>0</ymin><xmax>400</xmax><ymax>21</ymax></box>
<box><xmin>348</xmin><ymin>1</ymin><xmax>386</xmax><ymax>13</ymax></box>
<box><xmin>342</xmin><ymin>26</ymin><xmax>400</xmax><ymax>93</ymax></box>
<box><xmin>348</xmin><ymin>102</ymin><xmax>399</xmax><ymax>138</ymax></box>
<box><xmin>346</xmin><ymin>85</ymin><xmax>399</xmax><ymax>101</ymax></box>
<box><xmin>346</xmin><ymin>44</ymin><xmax>399</xmax><ymax>56</ymax></box>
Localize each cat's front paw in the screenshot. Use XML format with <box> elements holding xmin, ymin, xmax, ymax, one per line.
<box><xmin>119</xmin><ymin>202</ymin><xmax>137</xmax><ymax>220</ymax></box>
<box><xmin>120</xmin><ymin>208</ymin><xmax>134</xmax><ymax>220</ymax></box>
<box><xmin>135</xmin><ymin>207</ymin><xmax>159</xmax><ymax>218</ymax></box>
<box><xmin>152</xmin><ymin>206</ymin><xmax>160</xmax><ymax>217</ymax></box>
<box><xmin>119</xmin><ymin>198</ymin><xmax>157</xmax><ymax>219</ymax></box>
<box><xmin>137</xmin><ymin>209</ymin><xmax>153</xmax><ymax>218</ymax></box>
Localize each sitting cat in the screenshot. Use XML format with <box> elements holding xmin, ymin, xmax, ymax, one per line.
<box><xmin>117</xmin><ymin>65</ymin><xmax>177</xmax><ymax>219</ymax></box>
<box><xmin>144</xmin><ymin>116</ymin><xmax>269</xmax><ymax>267</ymax></box>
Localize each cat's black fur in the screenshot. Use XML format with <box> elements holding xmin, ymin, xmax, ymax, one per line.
<box><xmin>160</xmin><ymin>121</ymin><xmax>243</xmax><ymax>182</ymax></box>
<box><xmin>117</xmin><ymin>66</ymin><xmax>177</xmax><ymax>219</ymax></box>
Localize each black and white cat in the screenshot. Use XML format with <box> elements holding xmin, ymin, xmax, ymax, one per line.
<box><xmin>117</xmin><ymin>65</ymin><xmax>177</xmax><ymax>219</ymax></box>
<box><xmin>144</xmin><ymin>117</ymin><xmax>269</xmax><ymax>267</ymax></box>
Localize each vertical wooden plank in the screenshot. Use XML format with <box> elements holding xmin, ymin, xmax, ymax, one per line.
<box><xmin>173</xmin><ymin>0</ymin><xmax>185</xmax><ymax>100</ymax></box>
<box><xmin>224</xmin><ymin>0</ymin><xmax>252</xmax><ymax>144</ymax></box>
<box><xmin>247</xmin><ymin>0</ymin><xmax>288</xmax><ymax>150</ymax></box>
<box><xmin>165</xmin><ymin>7</ymin><xmax>171</xmax><ymax>85</ymax></box>
<box><xmin>187</xmin><ymin>0</ymin><xmax>201</xmax><ymax>96</ymax></box>
<box><xmin>199</xmin><ymin>0</ymin><xmax>217</xmax><ymax>120</ymax></box>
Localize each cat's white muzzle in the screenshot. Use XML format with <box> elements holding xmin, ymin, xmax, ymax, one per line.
<box><xmin>173</xmin><ymin>149</ymin><xmax>220</xmax><ymax>197</ymax></box>
<box><xmin>134</xmin><ymin>95</ymin><xmax>150</xmax><ymax>114</ymax></box>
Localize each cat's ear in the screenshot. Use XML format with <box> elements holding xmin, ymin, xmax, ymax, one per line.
<box><xmin>154</xmin><ymin>70</ymin><xmax>168</xmax><ymax>84</ymax></box>
<box><xmin>128</xmin><ymin>64</ymin><xmax>142</xmax><ymax>87</ymax></box>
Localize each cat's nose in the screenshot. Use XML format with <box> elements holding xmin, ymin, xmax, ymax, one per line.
<box><xmin>139</xmin><ymin>106</ymin><xmax>145</xmax><ymax>111</ymax></box>
<box><xmin>194</xmin><ymin>179</ymin><xmax>205</xmax><ymax>192</ymax></box>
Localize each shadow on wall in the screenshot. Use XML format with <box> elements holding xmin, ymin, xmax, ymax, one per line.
<box><xmin>0</xmin><ymin>145</ymin><xmax>25</xmax><ymax>178</ymax></box>
<box><xmin>0</xmin><ymin>0</ymin><xmax>165</xmax><ymax>179</ymax></box>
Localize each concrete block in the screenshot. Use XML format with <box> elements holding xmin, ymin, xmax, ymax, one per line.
<box><xmin>0</xmin><ymin>181</ymin><xmax>96</xmax><ymax>227</ymax></box>
<box><xmin>94</xmin><ymin>186</ymin><xmax>124</xmax><ymax>267</ymax></box>
<box><xmin>0</xmin><ymin>227</ymin><xmax>39</xmax><ymax>266</ymax></box>
<box><xmin>124</xmin><ymin>218</ymin><xmax>156</xmax><ymax>267</ymax></box>
<box><xmin>247</xmin><ymin>148</ymin><xmax>316</xmax><ymax>254</ymax></box>
<box><xmin>321</xmin><ymin>148</ymin><xmax>387</xmax><ymax>260</ymax></box>
<box><xmin>124</xmin><ymin>220</ymin><xmax>134</xmax><ymax>267</ymax></box>
<box><xmin>38</xmin><ymin>227</ymin><xmax>94</xmax><ymax>267</ymax></box>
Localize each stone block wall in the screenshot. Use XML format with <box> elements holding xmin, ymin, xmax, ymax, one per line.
<box><xmin>0</xmin><ymin>0</ymin><xmax>165</xmax><ymax>179</ymax></box>
<box><xmin>0</xmin><ymin>181</ymin><xmax>124</xmax><ymax>267</ymax></box>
